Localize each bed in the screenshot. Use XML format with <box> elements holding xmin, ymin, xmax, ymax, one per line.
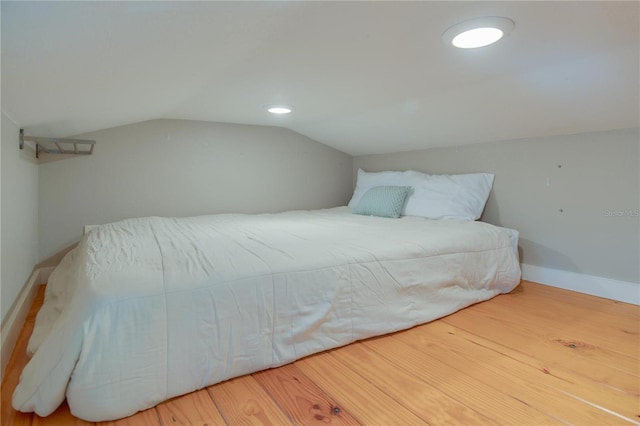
<box><xmin>13</xmin><ymin>205</ymin><xmax>521</xmax><ymax>421</ymax></box>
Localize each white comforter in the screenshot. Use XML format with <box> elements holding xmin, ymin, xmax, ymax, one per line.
<box><xmin>13</xmin><ymin>207</ymin><xmax>521</xmax><ymax>421</ymax></box>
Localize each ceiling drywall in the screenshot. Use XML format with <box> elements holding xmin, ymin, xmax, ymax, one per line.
<box><xmin>2</xmin><ymin>1</ymin><xmax>638</xmax><ymax>156</ymax></box>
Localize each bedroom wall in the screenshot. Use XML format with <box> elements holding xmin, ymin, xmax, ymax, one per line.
<box><xmin>38</xmin><ymin>119</ymin><xmax>353</xmax><ymax>264</ymax></box>
<box><xmin>1</xmin><ymin>113</ymin><xmax>39</xmax><ymax>324</ymax></box>
<box><xmin>354</xmin><ymin>127</ymin><xmax>640</xmax><ymax>285</ymax></box>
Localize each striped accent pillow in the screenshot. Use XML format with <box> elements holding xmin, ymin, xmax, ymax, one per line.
<box><xmin>353</xmin><ymin>186</ymin><xmax>411</xmax><ymax>218</ymax></box>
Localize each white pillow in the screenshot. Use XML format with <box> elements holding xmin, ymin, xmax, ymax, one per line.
<box><xmin>348</xmin><ymin>169</ymin><xmax>423</xmax><ymax>208</ymax></box>
<box><xmin>349</xmin><ymin>169</ymin><xmax>494</xmax><ymax>221</ymax></box>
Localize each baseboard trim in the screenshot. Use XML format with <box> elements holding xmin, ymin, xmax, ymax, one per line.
<box><xmin>521</xmin><ymin>264</ymin><xmax>639</xmax><ymax>305</ymax></box>
<box><xmin>38</xmin><ymin>266</ymin><xmax>56</xmax><ymax>284</ymax></box>
<box><xmin>0</xmin><ymin>269</ymin><xmax>43</xmax><ymax>381</ymax></box>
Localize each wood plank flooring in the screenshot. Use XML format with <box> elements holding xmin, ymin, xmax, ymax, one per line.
<box><xmin>1</xmin><ymin>281</ymin><xmax>638</xmax><ymax>425</ymax></box>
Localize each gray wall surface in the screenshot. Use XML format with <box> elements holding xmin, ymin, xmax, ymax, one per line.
<box><xmin>38</xmin><ymin>119</ymin><xmax>353</xmax><ymax>264</ymax></box>
<box><xmin>354</xmin><ymin>128</ymin><xmax>640</xmax><ymax>284</ymax></box>
<box><xmin>1</xmin><ymin>114</ymin><xmax>39</xmax><ymax>323</ymax></box>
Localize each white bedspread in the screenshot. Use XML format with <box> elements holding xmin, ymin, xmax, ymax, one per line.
<box><xmin>13</xmin><ymin>207</ymin><xmax>521</xmax><ymax>421</ymax></box>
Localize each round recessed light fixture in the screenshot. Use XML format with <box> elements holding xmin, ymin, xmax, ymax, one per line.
<box><xmin>267</xmin><ymin>105</ymin><xmax>292</xmax><ymax>114</ymax></box>
<box><xmin>442</xmin><ymin>16</ymin><xmax>514</xmax><ymax>49</ymax></box>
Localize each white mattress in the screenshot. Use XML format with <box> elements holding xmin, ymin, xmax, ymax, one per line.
<box><xmin>13</xmin><ymin>207</ymin><xmax>521</xmax><ymax>421</ymax></box>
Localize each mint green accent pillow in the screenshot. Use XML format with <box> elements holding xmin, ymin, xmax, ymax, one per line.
<box><xmin>353</xmin><ymin>186</ymin><xmax>411</xmax><ymax>218</ymax></box>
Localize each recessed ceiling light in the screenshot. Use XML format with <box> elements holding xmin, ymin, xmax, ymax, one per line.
<box><xmin>267</xmin><ymin>106</ymin><xmax>292</xmax><ymax>114</ymax></box>
<box><xmin>442</xmin><ymin>17</ymin><xmax>514</xmax><ymax>49</ymax></box>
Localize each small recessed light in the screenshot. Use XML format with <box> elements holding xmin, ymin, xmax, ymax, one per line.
<box><xmin>442</xmin><ymin>17</ymin><xmax>514</xmax><ymax>49</ymax></box>
<box><xmin>267</xmin><ymin>106</ymin><xmax>292</xmax><ymax>114</ymax></box>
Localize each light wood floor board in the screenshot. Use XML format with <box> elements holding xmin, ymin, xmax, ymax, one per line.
<box><xmin>2</xmin><ymin>281</ymin><xmax>638</xmax><ymax>425</ymax></box>
<box><xmin>518</xmin><ymin>283</ymin><xmax>639</xmax><ymax>319</ymax></box>
<box><xmin>295</xmin><ymin>352</ymin><xmax>425</xmax><ymax>425</ymax></box>
<box><xmin>207</xmin><ymin>375</ymin><xmax>293</xmax><ymax>425</ymax></box>
<box><xmin>253</xmin><ymin>363</ymin><xmax>360</xmax><ymax>425</ymax></box>
<box><xmin>155</xmin><ymin>390</ymin><xmax>226</xmax><ymax>425</ymax></box>
<box><xmin>96</xmin><ymin>408</ymin><xmax>160</xmax><ymax>426</ymax></box>
<box><xmin>469</xmin><ymin>293</ymin><xmax>639</xmax><ymax>359</ymax></box>
<box><xmin>443</xmin><ymin>306</ymin><xmax>640</xmax><ymax>402</ymax></box>
<box><xmin>393</xmin><ymin>322</ymin><xmax>625</xmax><ymax>425</ymax></box>
<box><xmin>330</xmin><ymin>341</ymin><xmax>500</xmax><ymax>425</ymax></box>
<box><xmin>359</xmin><ymin>338</ymin><xmax>561</xmax><ymax>425</ymax></box>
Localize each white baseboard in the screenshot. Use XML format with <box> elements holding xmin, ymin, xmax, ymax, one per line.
<box><xmin>38</xmin><ymin>266</ymin><xmax>56</xmax><ymax>284</ymax></box>
<box><xmin>0</xmin><ymin>269</ymin><xmax>44</xmax><ymax>381</ymax></box>
<box><xmin>521</xmin><ymin>264</ymin><xmax>639</xmax><ymax>305</ymax></box>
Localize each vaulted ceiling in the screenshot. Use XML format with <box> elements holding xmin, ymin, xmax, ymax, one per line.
<box><xmin>2</xmin><ymin>1</ymin><xmax>638</xmax><ymax>156</ymax></box>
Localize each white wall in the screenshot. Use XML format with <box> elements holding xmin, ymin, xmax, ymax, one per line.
<box><xmin>1</xmin><ymin>113</ymin><xmax>39</xmax><ymax>323</ymax></box>
<box><xmin>354</xmin><ymin>128</ymin><xmax>640</xmax><ymax>285</ymax></box>
<box><xmin>38</xmin><ymin>119</ymin><xmax>353</xmax><ymax>264</ymax></box>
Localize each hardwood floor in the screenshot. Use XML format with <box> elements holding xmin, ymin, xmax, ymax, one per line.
<box><xmin>1</xmin><ymin>281</ymin><xmax>638</xmax><ymax>425</ymax></box>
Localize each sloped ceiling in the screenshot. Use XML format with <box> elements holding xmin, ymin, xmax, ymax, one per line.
<box><xmin>2</xmin><ymin>1</ymin><xmax>638</xmax><ymax>156</ymax></box>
